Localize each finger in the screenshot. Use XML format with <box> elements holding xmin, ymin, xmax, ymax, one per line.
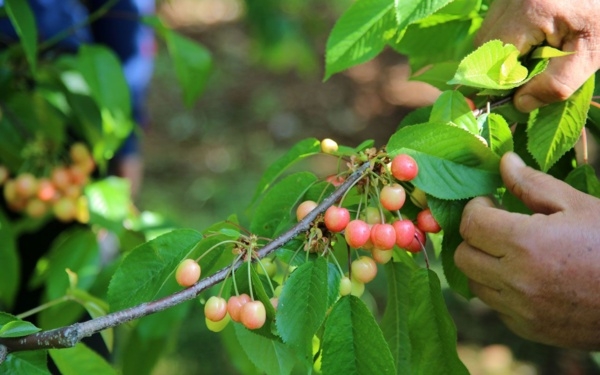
<box><xmin>500</xmin><ymin>152</ymin><xmax>580</xmax><ymax>213</ymax></box>
<box><xmin>459</xmin><ymin>197</ymin><xmax>529</xmax><ymax>256</ymax></box>
<box><xmin>468</xmin><ymin>279</ymin><xmax>513</xmax><ymax>317</ymax></box>
<box><xmin>514</xmin><ymin>40</ymin><xmax>599</xmax><ymax>112</ymax></box>
<box><xmin>454</xmin><ymin>241</ymin><xmax>503</xmax><ymax>290</ymax></box>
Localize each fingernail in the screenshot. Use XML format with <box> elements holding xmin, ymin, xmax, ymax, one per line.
<box><xmin>503</xmin><ymin>152</ymin><xmax>526</xmax><ymax>168</ymax></box>
<box><xmin>516</xmin><ymin>94</ymin><xmax>544</xmax><ymax>113</ymax></box>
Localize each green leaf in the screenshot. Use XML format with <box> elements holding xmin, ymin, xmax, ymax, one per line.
<box><xmin>5</xmin><ymin>0</ymin><xmax>37</xmax><ymax>74</ymax></box>
<box><xmin>428</xmin><ymin>197</ymin><xmax>472</xmax><ymax>298</ymax></box>
<box><xmin>235</xmin><ymin>324</ymin><xmax>298</xmax><ymax>375</ymax></box>
<box><xmin>410</xmin><ymin>61</ymin><xmax>460</xmax><ymax>91</ymax></box>
<box><xmin>250</xmin><ymin>172</ymin><xmax>318</xmax><ymax>238</ymax></box>
<box><xmin>0</xmin><ymin>320</ymin><xmax>41</xmax><ymax>338</ymax></box>
<box><xmin>381</xmin><ymin>259</ymin><xmax>418</xmax><ymax>374</ymax></box>
<box><xmin>144</xmin><ymin>16</ymin><xmax>212</xmax><ymax>107</ymax></box>
<box><xmin>429</xmin><ymin>90</ymin><xmax>478</xmax><ymax>134</ymax></box>
<box><xmin>321</xmin><ymin>296</ymin><xmax>396</xmax><ymax>375</ymax></box>
<box><xmin>69</xmin><ymin>288</ymin><xmax>113</xmax><ymax>352</ymax></box>
<box><xmin>85</xmin><ymin>177</ymin><xmax>131</xmax><ymax>234</ymax></box>
<box><xmin>565</xmin><ymin>164</ymin><xmax>600</xmax><ymax>198</ymax></box>
<box><xmin>387</xmin><ymin>123</ymin><xmax>502</xmax><ymax>199</ymax></box>
<box><xmin>324</xmin><ymin>0</ymin><xmax>396</xmax><ymax>80</ymax></box>
<box><xmin>530</xmin><ymin>46</ymin><xmax>574</xmax><ymax>59</ymax></box>
<box><xmin>50</xmin><ymin>343</ymin><xmax>117</xmax><ymax>375</ymax></box>
<box><xmin>0</xmin><ymin>209</ymin><xmax>19</xmax><ymax>309</ymax></box>
<box><xmin>394</xmin><ymin>0</ymin><xmax>454</xmax><ymax>30</ymax></box>
<box><xmin>77</xmin><ymin>45</ymin><xmax>130</xmax><ymax>118</ymax></box>
<box><xmin>276</xmin><ymin>257</ymin><xmax>328</xmax><ymax>360</ymax></box>
<box><xmin>394</xmin><ymin>17</ymin><xmax>477</xmax><ymax>72</ymax></box>
<box><xmin>479</xmin><ymin>112</ymin><xmax>514</xmax><ymax>156</ymax></box>
<box><xmin>107</xmin><ymin>229</ymin><xmax>203</xmax><ymax>311</ymax></box>
<box><xmin>251</xmin><ymin>138</ymin><xmax>320</xmax><ymax>204</ymax></box>
<box><xmin>408</xmin><ymin>269</ymin><xmax>468</xmax><ymax>374</ymax></box>
<box><xmin>0</xmin><ymin>351</ymin><xmax>50</xmax><ymax>375</ymax></box>
<box><xmin>527</xmin><ymin>75</ymin><xmax>594</xmax><ymax>171</ymax></box>
<box><xmin>448</xmin><ymin>40</ymin><xmax>528</xmax><ymax>89</ymax></box>
<box><xmin>326</xmin><ymin>262</ymin><xmax>342</xmax><ymax>308</ymax></box>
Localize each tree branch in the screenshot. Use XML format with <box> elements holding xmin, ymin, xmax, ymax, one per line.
<box><xmin>0</xmin><ymin>161</ymin><xmax>371</xmax><ymax>357</ymax></box>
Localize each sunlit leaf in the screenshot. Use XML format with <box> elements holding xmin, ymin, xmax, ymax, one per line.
<box><xmin>235</xmin><ymin>324</ymin><xmax>298</xmax><ymax>375</ymax></box>
<box><xmin>325</xmin><ymin>0</ymin><xmax>396</xmax><ymax>80</ymax></box>
<box><xmin>531</xmin><ymin>46</ymin><xmax>573</xmax><ymax>59</ymax></box>
<box><xmin>448</xmin><ymin>40</ymin><xmax>529</xmax><ymax>89</ymax></box>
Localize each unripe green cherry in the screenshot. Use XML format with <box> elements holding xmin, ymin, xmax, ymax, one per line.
<box><xmin>206</xmin><ymin>313</ymin><xmax>230</xmax><ymax>332</ymax></box>
<box><xmin>351</xmin><ymin>256</ymin><xmax>378</xmax><ymax>283</ymax></box>
<box><xmin>257</xmin><ymin>258</ymin><xmax>277</xmax><ymax>277</ymax></box>
<box><xmin>372</xmin><ymin>248</ymin><xmax>393</xmax><ymax>264</ymax></box>
<box><xmin>350</xmin><ymin>278</ymin><xmax>365</xmax><ymax>297</ymax></box>
<box><xmin>339</xmin><ymin>276</ymin><xmax>352</xmax><ymax>296</ymax></box>
<box><xmin>379</xmin><ymin>183</ymin><xmax>406</xmax><ymax>211</ymax></box>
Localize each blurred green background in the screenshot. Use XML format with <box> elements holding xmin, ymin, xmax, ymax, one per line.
<box><xmin>136</xmin><ymin>0</ymin><xmax>600</xmax><ymax>374</ymax></box>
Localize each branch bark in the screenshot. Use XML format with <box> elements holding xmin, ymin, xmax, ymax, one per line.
<box><xmin>0</xmin><ymin>161</ymin><xmax>370</xmax><ymax>358</ymax></box>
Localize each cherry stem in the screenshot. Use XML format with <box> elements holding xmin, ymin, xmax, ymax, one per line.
<box><xmin>0</xmin><ymin>161</ymin><xmax>372</xmax><ymax>357</ymax></box>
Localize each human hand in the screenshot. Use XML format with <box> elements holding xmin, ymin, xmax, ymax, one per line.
<box><xmin>455</xmin><ymin>152</ymin><xmax>600</xmax><ymax>350</ymax></box>
<box><xmin>476</xmin><ymin>0</ymin><xmax>600</xmax><ymax>113</ymax></box>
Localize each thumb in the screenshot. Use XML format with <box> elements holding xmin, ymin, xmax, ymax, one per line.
<box><xmin>500</xmin><ymin>152</ymin><xmax>573</xmax><ymax>214</ymax></box>
<box><xmin>513</xmin><ymin>47</ymin><xmax>597</xmax><ymax>113</ymax></box>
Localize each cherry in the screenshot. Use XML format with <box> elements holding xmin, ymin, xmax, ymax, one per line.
<box><xmin>372</xmin><ymin>248</ymin><xmax>393</xmax><ymax>264</ymax></box>
<box><xmin>175</xmin><ymin>259</ymin><xmax>201</xmax><ymax>287</ymax></box>
<box><xmin>350</xmin><ymin>278</ymin><xmax>365</xmax><ymax>297</ymax></box>
<box><xmin>227</xmin><ymin>293</ymin><xmax>251</xmax><ymax>322</ymax></box>
<box><xmin>344</xmin><ymin>219</ymin><xmax>371</xmax><ymax>248</ymax></box>
<box><xmin>410</xmin><ymin>187</ymin><xmax>428</xmax><ymax>208</ymax></box>
<box><xmin>51</xmin><ymin>167</ymin><xmax>71</xmax><ymax>191</ymax></box>
<box><xmin>15</xmin><ymin>173</ymin><xmax>37</xmax><ymax>199</ymax></box>
<box><xmin>320</xmin><ymin>138</ymin><xmax>338</xmax><ymax>154</ymax></box>
<box><xmin>37</xmin><ymin>178</ymin><xmax>57</xmax><ymax>202</ymax></box>
<box><xmin>25</xmin><ymin>199</ymin><xmax>47</xmax><ymax>218</ymax></box>
<box><xmin>70</xmin><ymin>142</ymin><xmax>91</xmax><ymax>164</ymax></box>
<box><xmin>406</xmin><ymin>228</ymin><xmax>426</xmax><ymax>253</ymax></box>
<box><xmin>206</xmin><ymin>314</ymin><xmax>230</xmax><ymax>332</ymax></box>
<box><xmin>53</xmin><ymin>197</ymin><xmax>77</xmax><ymax>222</ymax></box>
<box><xmin>296</xmin><ymin>200</ymin><xmax>317</xmax><ymax>221</ymax></box>
<box><xmin>205</xmin><ymin>296</ymin><xmax>228</xmax><ymax>322</ymax></box>
<box><xmin>392</xmin><ymin>219</ymin><xmax>416</xmax><ymax>248</ymax></box>
<box><xmin>0</xmin><ymin>165</ymin><xmax>8</xmax><ymax>185</ymax></box>
<box><xmin>257</xmin><ymin>258</ymin><xmax>277</xmax><ymax>277</ymax></box>
<box><xmin>379</xmin><ymin>183</ymin><xmax>406</xmax><ymax>211</ymax></box>
<box><xmin>391</xmin><ymin>154</ymin><xmax>418</xmax><ymax>181</ymax></box>
<box><xmin>339</xmin><ymin>276</ymin><xmax>352</xmax><ymax>296</ymax></box>
<box><xmin>416</xmin><ymin>208</ymin><xmax>441</xmax><ymax>233</ymax></box>
<box><xmin>370</xmin><ymin>223</ymin><xmax>396</xmax><ymax>250</ymax></box>
<box><xmin>325</xmin><ymin>175</ymin><xmax>345</xmax><ymax>187</ymax></box>
<box><xmin>68</xmin><ymin>165</ymin><xmax>88</xmax><ymax>186</ymax></box>
<box><xmin>240</xmin><ymin>300</ymin><xmax>267</xmax><ymax>330</ymax></box>
<box><xmin>324</xmin><ymin>206</ymin><xmax>350</xmax><ymax>232</ymax></box>
<box><xmin>351</xmin><ymin>256</ymin><xmax>378</xmax><ymax>283</ymax></box>
<box><xmin>361</xmin><ymin>206</ymin><xmax>382</xmax><ymax>225</ymax></box>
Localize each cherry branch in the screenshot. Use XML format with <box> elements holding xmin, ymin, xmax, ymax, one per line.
<box><xmin>0</xmin><ymin>161</ymin><xmax>371</xmax><ymax>359</ymax></box>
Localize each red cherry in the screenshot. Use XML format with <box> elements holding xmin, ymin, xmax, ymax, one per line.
<box><xmin>324</xmin><ymin>206</ymin><xmax>350</xmax><ymax>232</ymax></box>
<box><xmin>240</xmin><ymin>300</ymin><xmax>267</xmax><ymax>330</ymax></box>
<box><xmin>417</xmin><ymin>208</ymin><xmax>441</xmax><ymax>233</ymax></box>
<box><xmin>406</xmin><ymin>228</ymin><xmax>426</xmax><ymax>253</ymax></box>
<box><xmin>392</xmin><ymin>219</ymin><xmax>416</xmax><ymax>248</ymax></box>
<box><xmin>344</xmin><ymin>219</ymin><xmax>371</xmax><ymax>248</ymax></box>
<box><xmin>370</xmin><ymin>223</ymin><xmax>396</xmax><ymax>250</ymax></box>
<box><xmin>227</xmin><ymin>294</ymin><xmax>251</xmax><ymax>322</ymax></box>
<box><xmin>391</xmin><ymin>154</ymin><xmax>418</xmax><ymax>181</ymax></box>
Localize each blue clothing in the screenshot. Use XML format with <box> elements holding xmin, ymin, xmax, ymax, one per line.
<box><xmin>0</xmin><ymin>0</ymin><xmax>155</xmax><ymax>157</ymax></box>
